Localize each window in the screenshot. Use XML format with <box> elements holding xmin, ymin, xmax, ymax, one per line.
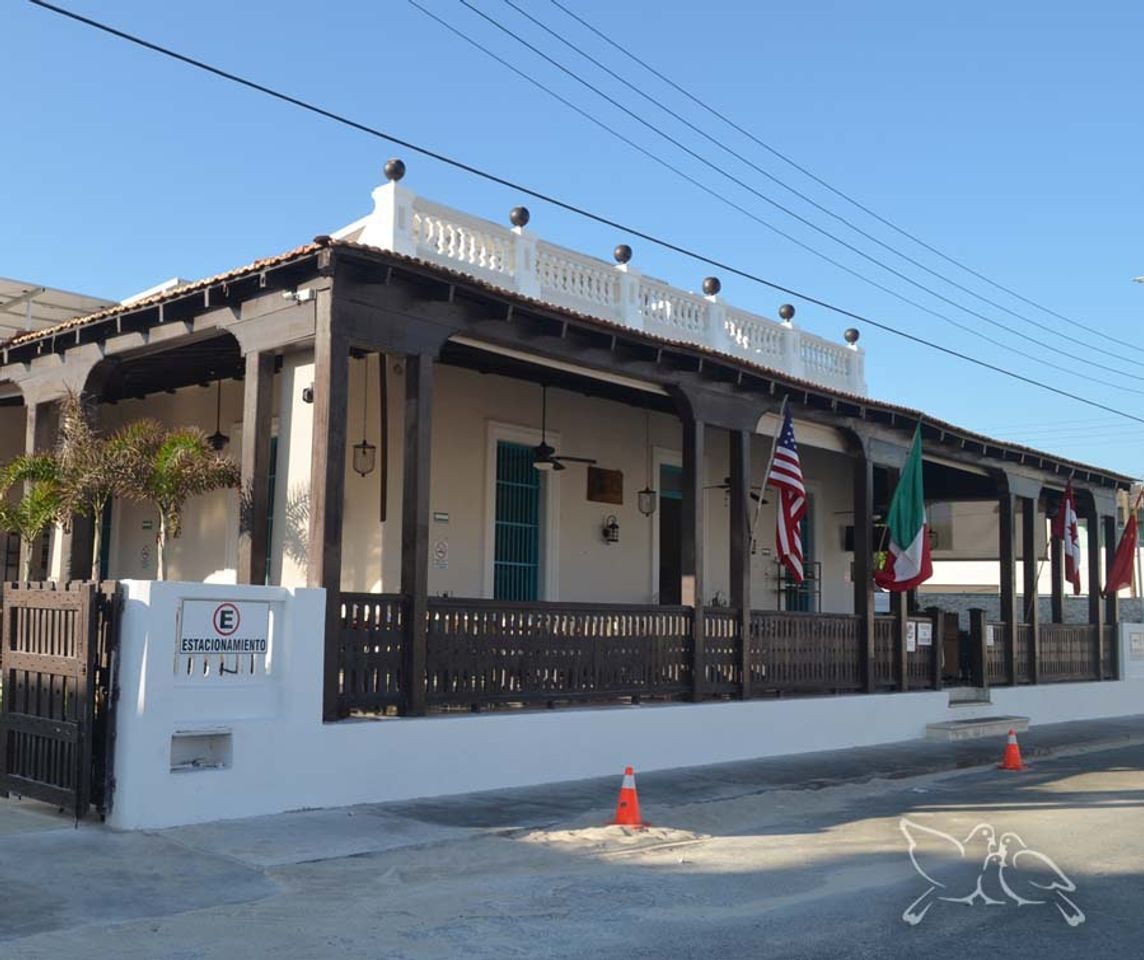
<box><xmin>493</xmin><ymin>441</ymin><xmax>540</xmax><ymax>601</ymax></box>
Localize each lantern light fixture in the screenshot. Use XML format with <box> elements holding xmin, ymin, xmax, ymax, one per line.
<box><xmin>602</xmin><ymin>515</ymin><xmax>620</xmax><ymax>544</ymax></box>
<box><xmin>207</xmin><ymin>379</ymin><xmax>229</xmax><ymax>452</ymax></box>
<box><xmin>352</xmin><ymin>358</ymin><xmax>377</xmax><ymax>477</ymax></box>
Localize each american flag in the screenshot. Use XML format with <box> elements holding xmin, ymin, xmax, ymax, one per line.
<box><xmin>767</xmin><ymin>407</ymin><xmax>807</xmax><ymax>582</ymax></box>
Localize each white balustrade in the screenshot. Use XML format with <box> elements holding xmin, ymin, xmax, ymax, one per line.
<box><xmin>354</xmin><ymin>181</ymin><xmax>866</xmax><ymax>395</ymax></box>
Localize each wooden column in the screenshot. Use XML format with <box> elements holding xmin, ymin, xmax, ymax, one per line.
<box><xmin>885</xmin><ymin>468</ymin><xmax>908</xmax><ymax>691</ymax></box>
<box><xmin>682</xmin><ymin>416</ymin><xmax>706</xmax><ymax>701</ymax></box>
<box><xmin>1085</xmin><ymin>505</ymin><xmax>1104</xmax><ymax>680</ymax></box>
<box><xmin>20</xmin><ymin>401</ymin><xmax>54</xmax><ymax>580</ymax></box>
<box><xmin>853</xmin><ymin>452</ymin><xmax>876</xmax><ymax>692</ymax></box>
<box><xmin>1103</xmin><ymin>513</ymin><xmax>1120</xmax><ymax>680</ymax></box>
<box><xmin>924</xmin><ymin>606</ymin><xmax>944</xmax><ymax>690</ymax></box>
<box><xmin>729</xmin><ymin>429</ymin><xmax>752</xmax><ymax>699</ymax></box>
<box><xmin>1050</xmin><ymin>521</ymin><xmax>1064</xmax><ymax>624</ymax></box>
<box><xmin>1022</xmin><ymin>496</ymin><xmax>1041</xmax><ymax>684</ymax></box>
<box><xmin>400</xmin><ymin>353</ymin><xmax>435</xmax><ymax>717</ymax></box>
<box><xmin>238</xmin><ymin>351</ymin><xmax>276</xmax><ymax>585</ymax></box>
<box><xmin>970</xmin><ymin>607</ymin><xmax>989</xmax><ymax>691</ymax></box>
<box><xmin>999</xmin><ymin>491</ymin><xmax>1018</xmax><ymax>686</ymax></box>
<box><xmin>308</xmin><ymin>295</ymin><xmax>351</xmax><ymax>721</ymax></box>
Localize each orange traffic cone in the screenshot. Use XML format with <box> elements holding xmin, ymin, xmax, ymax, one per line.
<box><xmin>998</xmin><ymin>728</ymin><xmax>1025</xmax><ymax>771</ymax></box>
<box><xmin>611</xmin><ymin>766</ymin><xmax>646</xmax><ymax>827</ymax></box>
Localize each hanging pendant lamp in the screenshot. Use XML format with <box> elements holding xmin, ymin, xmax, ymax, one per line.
<box><xmin>208</xmin><ymin>379</ymin><xmax>229</xmax><ymax>451</ymax></box>
<box><xmin>637</xmin><ymin>409</ymin><xmax>658</xmax><ymax>517</ymax></box>
<box><xmin>353</xmin><ymin>357</ymin><xmax>377</xmax><ymax>477</ymax></box>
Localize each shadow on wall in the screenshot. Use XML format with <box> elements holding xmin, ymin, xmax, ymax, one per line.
<box><xmin>243</xmin><ymin>481</ymin><xmax>311</xmax><ymax>575</ymax></box>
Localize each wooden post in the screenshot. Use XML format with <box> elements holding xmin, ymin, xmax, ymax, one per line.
<box><xmin>1022</xmin><ymin>496</ymin><xmax>1041</xmax><ymax>684</ymax></box>
<box><xmin>1103</xmin><ymin>513</ymin><xmax>1119</xmax><ymax>680</ymax></box>
<box><xmin>969</xmin><ymin>607</ymin><xmax>989</xmax><ymax>691</ymax></box>
<box><xmin>308</xmin><ymin>293</ymin><xmax>351</xmax><ymax>721</ymax></box>
<box><xmin>853</xmin><ymin>452</ymin><xmax>875</xmax><ymax>692</ymax></box>
<box><xmin>729</xmin><ymin>429</ymin><xmax>752</xmax><ymax>699</ymax></box>
<box><xmin>999</xmin><ymin>492</ymin><xmax>1017</xmax><ymax>686</ymax></box>
<box><xmin>400</xmin><ymin>353</ymin><xmax>435</xmax><ymax>717</ymax></box>
<box><xmin>892</xmin><ymin>591</ymin><xmax>908</xmax><ymax>692</ymax></box>
<box><xmin>682</xmin><ymin>416</ymin><xmax>706</xmax><ymax>701</ymax></box>
<box><xmin>1050</xmin><ymin>520</ymin><xmax>1064</xmax><ymax>624</ymax></box>
<box><xmin>1085</xmin><ymin>505</ymin><xmax>1105</xmax><ymax>680</ymax></box>
<box><xmin>238</xmin><ymin>350</ymin><xmax>275</xmax><ymax>585</ymax></box>
<box><xmin>924</xmin><ymin>606</ymin><xmax>943</xmax><ymax>690</ymax></box>
<box><xmin>20</xmin><ymin>401</ymin><xmax>55</xmax><ymax>580</ymax></box>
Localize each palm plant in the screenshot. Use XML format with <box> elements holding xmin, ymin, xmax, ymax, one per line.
<box><xmin>119</xmin><ymin>420</ymin><xmax>241</xmax><ymax>580</ymax></box>
<box><xmin>0</xmin><ymin>454</ymin><xmax>64</xmax><ymax>580</ymax></box>
<box><xmin>54</xmin><ymin>392</ymin><xmax>145</xmax><ymax>580</ymax></box>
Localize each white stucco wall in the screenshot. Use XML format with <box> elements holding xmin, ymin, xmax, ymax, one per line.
<box><xmin>108</xmin><ymin>580</ymin><xmax>1144</xmax><ymax>831</ymax></box>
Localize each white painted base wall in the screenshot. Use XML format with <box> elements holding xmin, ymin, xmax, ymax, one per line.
<box><xmin>108</xmin><ymin>580</ymin><xmax>1144</xmax><ymax>831</ymax></box>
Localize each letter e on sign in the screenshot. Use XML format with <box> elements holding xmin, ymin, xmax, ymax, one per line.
<box><xmin>213</xmin><ymin>603</ymin><xmax>241</xmax><ymax>636</ymax></box>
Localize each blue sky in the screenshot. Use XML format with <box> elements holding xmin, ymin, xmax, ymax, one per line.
<box><xmin>3</xmin><ymin>1</ymin><xmax>1143</xmax><ymax>475</ymax></box>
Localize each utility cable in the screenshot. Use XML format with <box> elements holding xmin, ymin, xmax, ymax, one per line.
<box><xmin>458</xmin><ymin>0</ymin><xmax>1144</xmax><ymax>386</ymax></box>
<box><xmin>547</xmin><ymin>0</ymin><xmax>1144</xmax><ymax>358</ymax></box>
<box><xmin>26</xmin><ymin>0</ymin><xmax>1144</xmax><ymax>430</ymax></box>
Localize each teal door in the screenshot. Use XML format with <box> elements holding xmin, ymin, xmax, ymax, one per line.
<box><xmin>494</xmin><ymin>441</ymin><xmax>541</xmax><ymax>601</ymax></box>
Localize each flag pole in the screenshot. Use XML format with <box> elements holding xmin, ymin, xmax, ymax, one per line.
<box><xmin>750</xmin><ymin>395</ymin><xmax>789</xmax><ymax>548</ymax></box>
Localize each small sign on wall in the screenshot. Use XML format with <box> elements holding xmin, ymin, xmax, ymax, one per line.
<box><xmin>986</xmin><ymin>625</ymin><xmax>996</xmax><ymax>647</ymax></box>
<box><xmin>179</xmin><ymin>600</ymin><xmax>270</xmax><ymax>656</ymax></box>
<box><xmin>917</xmin><ymin>622</ymin><xmax>933</xmax><ymax>646</ymax></box>
<box><xmin>586</xmin><ymin>467</ymin><xmax>623</xmax><ymax>505</ymax></box>
<box><xmin>906</xmin><ymin>621</ymin><xmax>917</xmax><ymax>653</ymax></box>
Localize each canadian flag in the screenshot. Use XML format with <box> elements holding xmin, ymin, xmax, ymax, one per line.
<box><xmin>1052</xmin><ymin>481</ymin><xmax>1082</xmax><ymax>595</ymax></box>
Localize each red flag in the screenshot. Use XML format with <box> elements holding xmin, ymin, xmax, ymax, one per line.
<box><xmin>1104</xmin><ymin>515</ymin><xmax>1138</xmax><ymax>597</ymax></box>
<box><xmin>1052</xmin><ymin>481</ymin><xmax>1082</xmax><ymax>595</ymax></box>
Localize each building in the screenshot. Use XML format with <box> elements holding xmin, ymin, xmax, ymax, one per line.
<box><xmin>0</xmin><ymin>167</ymin><xmax>1138</xmax><ymax>828</ymax></box>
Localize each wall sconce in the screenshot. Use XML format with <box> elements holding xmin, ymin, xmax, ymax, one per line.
<box><xmin>637</xmin><ymin>487</ymin><xmax>658</xmax><ymax>517</ymax></box>
<box><xmin>602</xmin><ymin>514</ymin><xmax>620</xmax><ymax>544</ymax></box>
<box><xmin>301</xmin><ymin>384</ymin><xmax>314</xmax><ymax>404</ymax></box>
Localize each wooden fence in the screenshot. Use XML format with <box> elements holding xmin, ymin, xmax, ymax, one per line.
<box><xmin>750</xmin><ymin>611</ymin><xmax>864</xmax><ymax>693</ymax></box>
<box><xmin>335</xmin><ymin>593</ymin><xmax>406</xmax><ymax>714</ymax></box>
<box><xmin>424</xmin><ymin>599</ymin><xmax>693</xmax><ymax>708</ymax></box>
<box><xmin>1039</xmin><ymin>623</ymin><xmax>1100</xmax><ymax>682</ymax></box>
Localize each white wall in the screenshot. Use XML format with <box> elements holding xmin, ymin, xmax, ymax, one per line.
<box><xmin>110</xmin><ymin>582</ymin><xmax>1144</xmax><ymax>831</ymax></box>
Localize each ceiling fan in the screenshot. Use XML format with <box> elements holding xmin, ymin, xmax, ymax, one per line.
<box><xmin>533</xmin><ymin>385</ymin><xmax>598</xmax><ymax>472</ymax></box>
<box><xmin>705</xmin><ymin>476</ymin><xmax>768</xmax><ymax>504</ymax></box>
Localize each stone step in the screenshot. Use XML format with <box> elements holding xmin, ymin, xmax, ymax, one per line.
<box><xmin>948</xmin><ymin>686</ymin><xmax>991</xmax><ymax>705</ymax></box>
<box><xmin>925</xmin><ymin>715</ymin><xmax>1030</xmax><ymax>742</ymax></box>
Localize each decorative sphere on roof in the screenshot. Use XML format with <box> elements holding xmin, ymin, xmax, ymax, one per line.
<box><xmin>613</xmin><ymin>244</ymin><xmax>632</xmax><ymax>264</ymax></box>
<box><xmin>702</xmin><ymin>276</ymin><xmax>721</xmax><ymax>296</ymax></box>
<box><xmin>844</xmin><ymin>327</ymin><xmax>860</xmax><ymax>345</ymax></box>
<box><xmin>509</xmin><ymin>206</ymin><xmax>530</xmax><ymax>228</ymax></box>
<box><xmin>383</xmin><ymin>158</ymin><xmax>406</xmax><ymax>182</ymax></box>
<box><xmin>778</xmin><ymin>303</ymin><xmax>795</xmax><ymax>322</ymax></box>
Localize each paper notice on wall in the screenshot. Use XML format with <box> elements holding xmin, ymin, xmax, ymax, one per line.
<box><xmin>918</xmin><ymin>622</ymin><xmax>933</xmax><ymax>646</ymax></box>
<box><xmin>986</xmin><ymin>625</ymin><xmax>996</xmax><ymax>647</ymax></box>
<box><xmin>906</xmin><ymin>621</ymin><xmax>917</xmax><ymax>653</ymax></box>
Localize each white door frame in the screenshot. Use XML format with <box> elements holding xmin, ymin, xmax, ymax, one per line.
<box><xmin>483</xmin><ymin>420</ymin><xmax>560</xmax><ymax>601</ymax></box>
<box><xmin>649</xmin><ymin>446</ymin><xmax>682</xmax><ymax>603</ymax></box>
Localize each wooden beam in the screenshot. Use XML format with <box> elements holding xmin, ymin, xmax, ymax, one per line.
<box><xmin>307</xmin><ymin>291</ymin><xmax>351</xmax><ymax>721</ymax></box>
<box><xmin>853</xmin><ymin>452</ymin><xmax>876</xmax><ymax>692</ymax></box>
<box><xmin>1086</xmin><ymin>507</ymin><xmax>1104</xmax><ymax>678</ymax></box>
<box><xmin>999</xmin><ymin>491</ymin><xmax>1018</xmax><ymax>686</ymax></box>
<box><xmin>400</xmin><ymin>353</ymin><xmax>435</xmax><ymax>717</ymax></box>
<box><xmin>1022</xmin><ymin>496</ymin><xmax>1041</xmax><ymax>684</ymax></box>
<box><xmin>238</xmin><ymin>351</ymin><xmax>275</xmax><ymax>585</ymax></box>
<box><xmin>1050</xmin><ymin>524</ymin><xmax>1064</xmax><ymax>624</ymax></box>
<box><xmin>1103</xmin><ymin>513</ymin><xmax>1119</xmax><ymax>680</ymax></box>
<box><xmin>729</xmin><ymin>429</ymin><xmax>752</xmax><ymax>699</ymax></box>
<box><xmin>682</xmin><ymin>416</ymin><xmax>706</xmax><ymax>702</ymax></box>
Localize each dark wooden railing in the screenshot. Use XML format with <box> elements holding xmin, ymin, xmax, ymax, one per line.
<box><xmin>873</xmin><ymin>616</ymin><xmax>896</xmax><ymax>688</ymax></box>
<box><xmin>337</xmin><ymin>593</ymin><xmax>406</xmax><ymax>714</ymax></box>
<box><xmin>750</xmin><ymin>611</ymin><xmax>863</xmax><ymax>693</ymax></box>
<box><xmin>424</xmin><ymin>599</ymin><xmax>692</xmax><ymax>708</ymax></box>
<box><xmin>986</xmin><ymin>621</ymin><xmax>1009</xmax><ymax>686</ymax></box>
<box><xmin>704</xmin><ymin>609</ymin><xmax>741</xmax><ymax>695</ymax></box>
<box><xmin>906</xmin><ymin>616</ymin><xmax>937</xmax><ymax>690</ymax></box>
<box><xmin>1040</xmin><ymin>623</ymin><xmax>1100</xmax><ymax>682</ymax></box>
<box><xmin>1015</xmin><ymin>623</ymin><xmax>1034</xmax><ymax>685</ymax></box>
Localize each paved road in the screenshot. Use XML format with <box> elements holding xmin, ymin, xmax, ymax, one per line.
<box><xmin>2</xmin><ymin>725</ymin><xmax>1143</xmax><ymax>959</ymax></box>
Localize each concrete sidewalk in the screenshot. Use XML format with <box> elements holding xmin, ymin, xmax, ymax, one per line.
<box><xmin>2</xmin><ymin>712</ymin><xmax>1144</xmax><ymax>952</ymax></box>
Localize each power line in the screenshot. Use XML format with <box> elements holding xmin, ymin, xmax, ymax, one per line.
<box><xmin>499</xmin><ymin>0</ymin><xmax>1144</xmax><ymax>372</ymax></box>
<box><xmin>547</xmin><ymin>0</ymin><xmax>1144</xmax><ymax>359</ymax></box>
<box><xmin>431</xmin><ymin>0</ymin><xmax>1144</xmax><ymax>393</ymax></box>
<box><xmin>455</xmin><ymin>0</ymin><xmax>1144</xmax><ymax>387</ymax></box>
<box><xmin>26</xmin><ymin>0</ymin><xmax>1144</xmax><ymax>430</ymax></box>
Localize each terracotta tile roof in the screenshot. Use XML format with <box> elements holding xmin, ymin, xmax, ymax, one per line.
<box><xmin>3</xmin><ymin>236</ymin><xmax>1133</xmax><ymax>486</ymax></box>
<box><xmin>3</xmin><ymin>243</ymin><xmax>322</xmax><ymax>347</ymax></box>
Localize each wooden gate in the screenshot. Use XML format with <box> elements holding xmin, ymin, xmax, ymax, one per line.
<box><xmin>0</xmin><ymin>582</ymin><xmax>121</xmax><ymax>819</ymax></box>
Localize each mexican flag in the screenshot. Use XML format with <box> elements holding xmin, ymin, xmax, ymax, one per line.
<box><xmin>874</xmin><ymin>426</ymin><xmax>933</xmax><ymax>592</ymax></box>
